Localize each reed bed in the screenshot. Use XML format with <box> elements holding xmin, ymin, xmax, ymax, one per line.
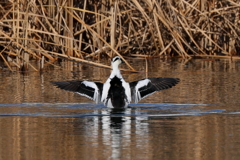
<box><xmin>0</xmin><ymin>0</ymin><xmax>239</xmax><ymax>71</ymax></box>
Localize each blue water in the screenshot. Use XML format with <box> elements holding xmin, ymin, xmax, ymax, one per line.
<box><xmin>0</xmin><ymin>102</ymin><xmax>226</xmax><ymax>117</ymax></box>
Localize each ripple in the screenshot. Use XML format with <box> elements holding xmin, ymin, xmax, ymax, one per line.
<box><xmin>0</xmin><ymin>103</ymin><xmax>228</xmax><ymax>117</ymax></box>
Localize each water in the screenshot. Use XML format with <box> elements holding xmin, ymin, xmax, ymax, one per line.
<box><xmin>0</xmin><ymin>58</ymin><xmax>240</xmax><ymax>159</ymax></box>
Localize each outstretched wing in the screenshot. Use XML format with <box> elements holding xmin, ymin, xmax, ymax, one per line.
<box><xmin>130</xmin><ymin>78</ymin><xmax>180</xmax><ymax>103</ymax></box>
<box><xmin>51</xmin><ymin>80</ymin><xmax>103</xmax><ymax>103</ymax></box>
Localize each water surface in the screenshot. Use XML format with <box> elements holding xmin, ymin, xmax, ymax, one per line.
<box><xmin>0</xmin><ymin>58</ymin><xmax>240</xmax><ymax>160</ymax></box>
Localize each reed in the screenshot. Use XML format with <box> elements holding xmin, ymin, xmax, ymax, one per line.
<box><xmin>0</xmin><ymin>0</ymin><xmax>239</xmax><ymax>71</ymax></box>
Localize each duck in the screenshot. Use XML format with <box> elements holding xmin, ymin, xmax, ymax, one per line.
<box><xmin>52</xmin><ymin>56</ymin><xmax>180</xmax><ymax>108</ymax></box>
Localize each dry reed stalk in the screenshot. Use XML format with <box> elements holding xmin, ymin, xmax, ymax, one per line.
<box><xmin>110</xmin><ymin>1</ymin><xmax>116</xmax><ymax>58</ymax></box>
<box><xmin>66</xmin><ymin>0</ymin><xmax>74</xmax><ymax>57</ymax></box>
<box><xmin>49</xmin><ymin>50</ymin><xmax>137</xmax><ymax>72</ymax></box>
<box><xmin>78</xmin><ymin>0</ymin><xmax>87</xmax><ymax>56</ymax></box>
<box><xmin>67</xmin><ymin>8</ymin><xmax>136</xmax><ymax>71</ymax></box>
<box><xmin>145</xmin><ymin>57</ymin><xmax>148</xmax><ymax>78</ymax></box>
<box><xmin>0</xmin><ymin>30</ymin><xmax>39</xmax><ymax>71</ymax></box>
<box><xmin>0</xmin><ymin>0</ymin><xmax>239</xmax><ymax>71</ymax></box>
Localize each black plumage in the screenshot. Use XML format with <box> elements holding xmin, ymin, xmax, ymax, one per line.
<box><xmin>107</xmin><ymin>76</ymin><xmax>127</xmax><ymax>108</ymax></box>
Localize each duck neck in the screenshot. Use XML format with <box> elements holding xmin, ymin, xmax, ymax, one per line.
<box><xmin>110</xmin><ymin>65</ymin><xmax>122</xmax><ymax>78</ymax></box>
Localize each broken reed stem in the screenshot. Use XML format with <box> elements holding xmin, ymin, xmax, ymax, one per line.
<box><xmin>0</xmin><ymin>0</ymin><xmax>239</xmax><ymax>71</ymax></box>
<box><xmin>49</xmin><ymin>50</ymin><xmax>138</xmax><ymax>72</ymax></box>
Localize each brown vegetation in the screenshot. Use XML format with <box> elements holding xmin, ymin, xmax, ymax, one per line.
<box><xmin>0</xmin><ymin>0</ymin><xmax>240</xmax><ymax>71</ymax></box>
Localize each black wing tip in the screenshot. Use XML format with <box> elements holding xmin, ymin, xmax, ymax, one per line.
<box><xmin>167</xmin><ymin>78</ymin><xmax>180</xmax><ymax>87</ymax></box>
<box><xmin>173</xmin><ymin>78</ymin><xmax>180</xmax><ymax>84</ymax></box>
<box><xmin>148</xmin><ymin>77</ymin><xmax>180</xmax><ymax>91</ymax></box>
<box><xmin>156</xmin><ymin>77</ymin><xmax>180</xmax><ymax>83</ymax></box>
<box><xmin>50</xmin><ymin>81</ymin><xmax>58</xmax><ymax>85</ymax></box>
<box><xmin>51</xmin><ymin>80</ymin><xmax>85</xmax><ymax>94</ymax></box>
<box><xmin>50</xmin><ymin>81</ymin><xmax>66</xmax><ymax>87</ymax></box>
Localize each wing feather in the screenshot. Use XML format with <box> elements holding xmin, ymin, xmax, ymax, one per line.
<box><xmin>51</xmin><ymin>80</ymin><xmax>103</xmax><ymax>103</ymax></box>
<box><xmin>130</xmin><ymin>78</ymin><xmax>180</xmax><ymax>103</ymax></box>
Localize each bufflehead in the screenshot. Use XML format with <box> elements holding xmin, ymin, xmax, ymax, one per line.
<box><xmin>52</xmin><ymin>56</ymin><xmax>180</xmax><ymax>108</ymax></box>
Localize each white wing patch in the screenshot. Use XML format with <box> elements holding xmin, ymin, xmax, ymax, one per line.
<box><xmin>121</xmin><ymin>79</ymin><xmax>131</xmax><ymax>103</ymax></box>
<box><xmin>134</xmin><ymin>79</ymin><xmax>151</xmax><ymax>103</ymax></box>
<box><xmin>101</xmin><ymin>79</ymin><xmax>111</xmax><ymax>105</ymax></box>
<box><xmin>82</xmin><ymin>81</ymin><xmax>100</xmax><ymax>103</ymax></box>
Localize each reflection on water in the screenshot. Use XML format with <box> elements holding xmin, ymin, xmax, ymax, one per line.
<box><xmin>0</xmin><ymin>103</ymin><xmax>240</xmax><ymax>160</ymax></box>
<box><xmin>0</xmin><ymin>58</ymin><xmax>240</xmax><ymax>159</ymax></box>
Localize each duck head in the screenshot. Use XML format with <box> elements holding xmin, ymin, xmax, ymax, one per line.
<box><xmin>111</xmin><ymin>56</ymin><xmax>124</xmax><ymax>69</ymax></box>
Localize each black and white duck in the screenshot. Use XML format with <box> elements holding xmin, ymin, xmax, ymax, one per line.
<box><xmin>52</xmin><ymin>56</ymin><xmax>180</xmax><ymax>108</ymax></box>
